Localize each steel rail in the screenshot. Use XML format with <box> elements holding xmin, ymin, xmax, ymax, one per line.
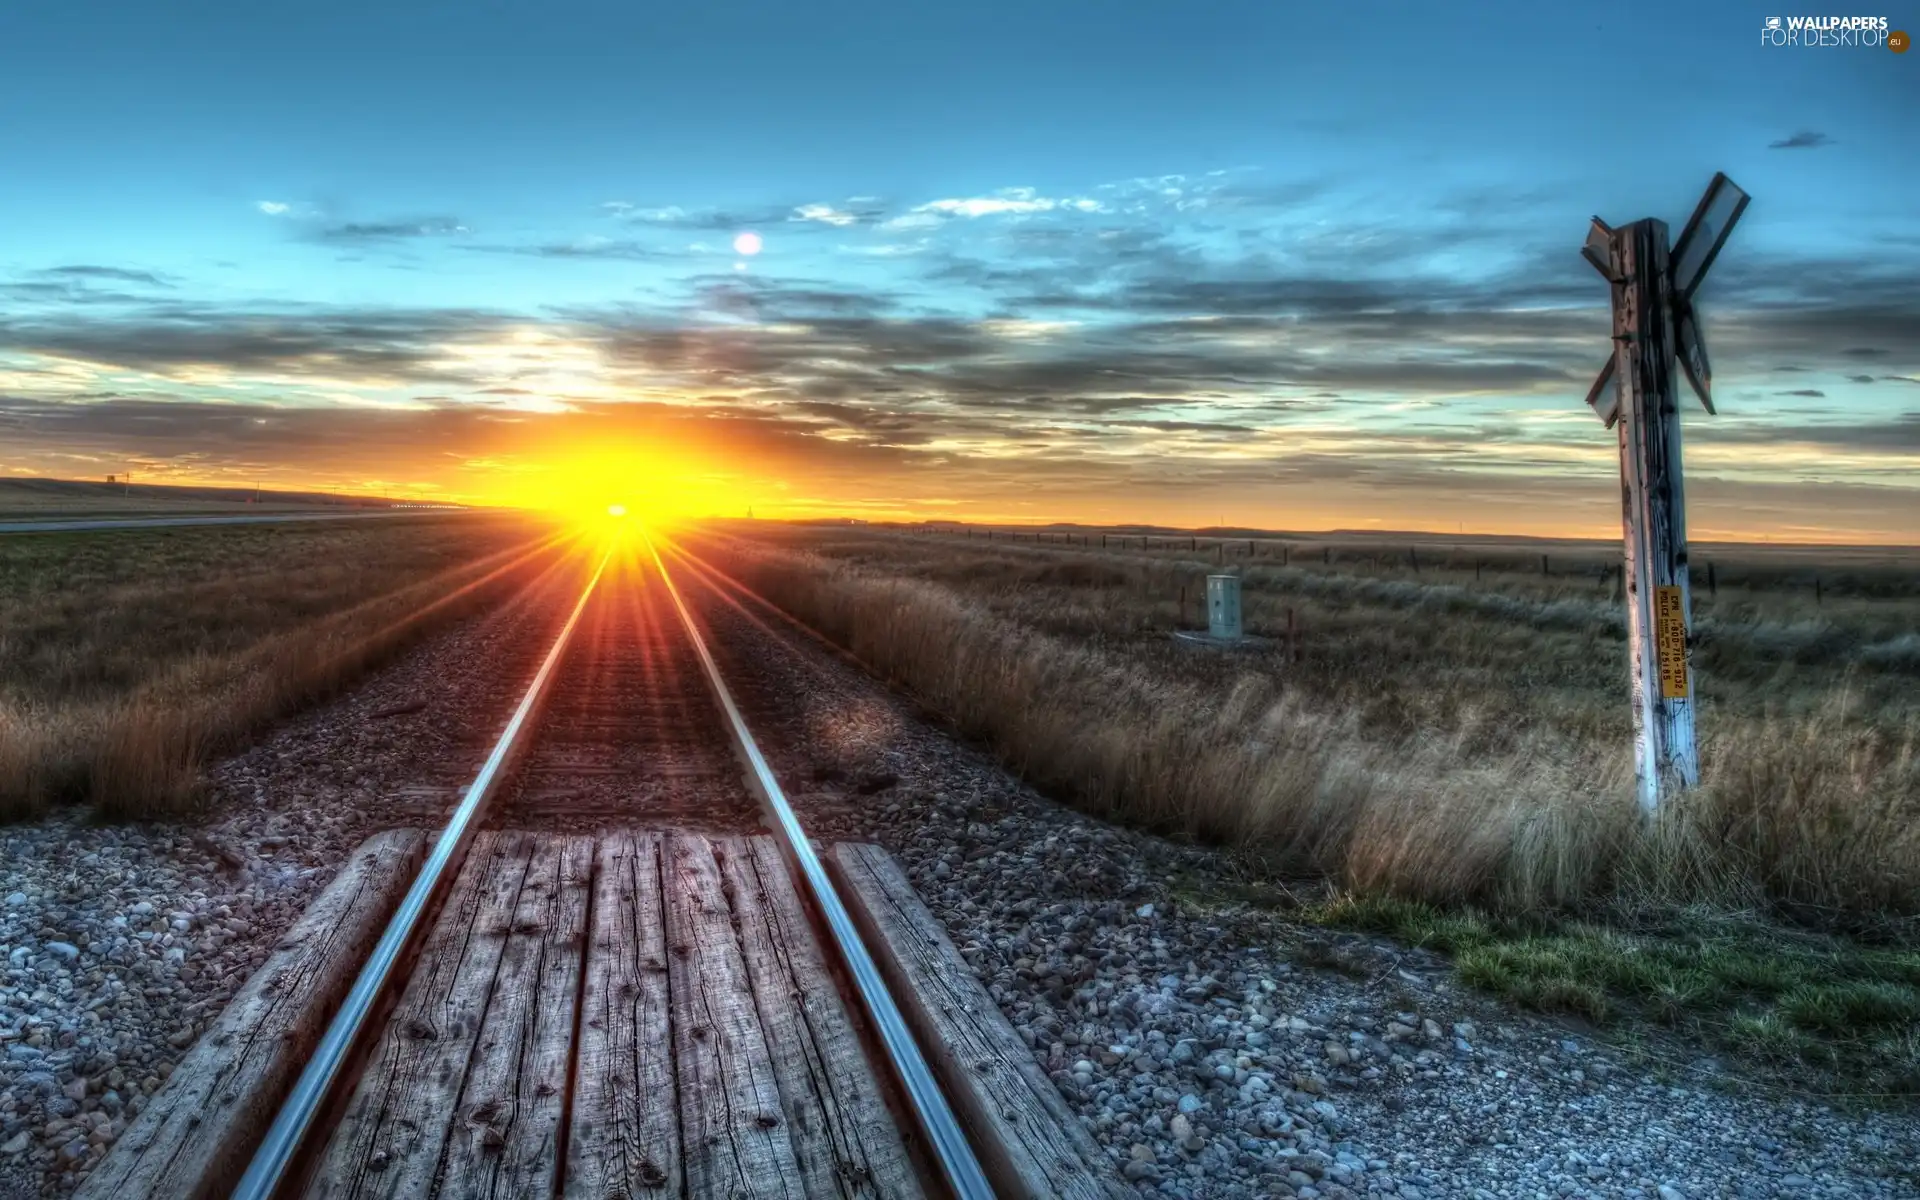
<box><xmin>231</xmin><ymin>540</ymin><xmax>613</xmax><ymax>1200</ymax></box>
<box><xmin>642</xmin><ymin>530</ymin><xmax>998</xmax><ymax>1200</ymax></box>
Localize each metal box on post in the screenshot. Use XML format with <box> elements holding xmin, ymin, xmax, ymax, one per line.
<box><xmin>1206</xmin><ymin>574</ymin><xmax>1242</xmax><ymax>640</ymax></box>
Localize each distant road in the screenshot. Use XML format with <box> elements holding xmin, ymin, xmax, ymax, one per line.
<box><xmin>0</xmin><ymin>510</ymin><xmax>463</xmax><ymax>536</ymax></box>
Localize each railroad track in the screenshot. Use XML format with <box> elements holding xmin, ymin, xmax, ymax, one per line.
<box><xmin>77</xmin><ymin>530</ymin><xmax>1123</xmax><ymax>1200</ymax></box>
<box><xmin>490</xmin><ymin>545</ymin><xmax>757</xmax><ymax>831</ymax></box>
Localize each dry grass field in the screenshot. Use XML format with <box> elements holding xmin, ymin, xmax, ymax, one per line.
<box><xmin>0</xmin><ymin>514</ymin><xmax>571</xmax><ymax>820</ymax></box>
<box><xmin>690</xmin><ymin>521</ymin><xmax>1920</xmax><ymax>1095</ymax></box>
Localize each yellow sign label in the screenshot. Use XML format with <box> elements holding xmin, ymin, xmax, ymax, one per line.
<box><xmin>1655</xmin><ymin>585</ymin><xmax>1689</xmax><ymax>699</ymax></box>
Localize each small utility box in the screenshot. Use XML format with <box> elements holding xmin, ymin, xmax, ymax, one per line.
<box><xmin>1206</xmin><ymin>574</ymin><xmax>1242</xmax><ymax>640</ymax></box>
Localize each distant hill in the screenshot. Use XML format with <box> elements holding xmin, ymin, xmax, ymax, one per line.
<box><xmin>769</xmin><ymin>515</ymin><xmax>1918</xmax><ymax>565</ymax></box>
<box><xmin>0</xmin><ymin>476</ymin><xmax>452</xmax><ymax>518</ymax></box>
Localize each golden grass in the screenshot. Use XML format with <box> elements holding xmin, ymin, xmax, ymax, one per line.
<box><xmin>692</xmin><ymin>526</ymin><xmax>1920</xmax><ymax>920</ymax></box>
<box><xmin>687</xmin><ymin>525</ymin><xmax>1920</xmax><ymax>1092</ymax></box>
<box><xmin>0</xmin><ymin>516</ymin><xmax>575</xmax><ymax>820</ymax></box>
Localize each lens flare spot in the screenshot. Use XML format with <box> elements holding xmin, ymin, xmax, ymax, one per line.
<box><xmin>733</xmin><ymin>231</ymin><xmax>763</xmax><ymax>256</ymax></box>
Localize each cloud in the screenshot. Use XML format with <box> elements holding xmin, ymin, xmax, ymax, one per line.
<box><xmin>2</xmin><ymin>266</ymin><xmax>179</xmax><ymax>307</ymax></box>
<box><xmin>15</xmin><ymin>389</ymin><xmax>1913</xmax><ymax>540</ymax></box>
<box><xmin>256</xmin><ymin>201</ymin><xmax>291</xmax><ymax>215</ymax></box>
<box><xmin>8</xmin><ymin>202</ymin><xmax>1914</xmax><ymax>440</ymax></box>
<box><xmin>1703</xmin><ymin>415</ymin><xmax>1920</xmax><ymax>453</ymax></box>
<box><xmin>1778</xmin><ymin>389</ymin><xmax>1827</xmax><ymax>397</ymax></box>
<box><xmin>34</xmin><ymin>266</ymin><xmax>174</xmax><ymax>288</ymax></box>
<box><xmin>3</xmin><ymin>169</ymin><xmax>1914</xmax><ymax>532</ymax></box>
<box><xmin>0</xmin><ymin>393</ymin><xmax>936</xmax><ymax>488</ymax></box>
<box><xmin>793</xmin><ymin>203</ymin><xmax>861</xmax><ymax>227</ymax></box>
<box><xmin>0</xmin><ymin>303</ymin><xmax>514</xmax><ymax>384</ymax></box>
<box><xmin>609</xmin><ymin>203</ymin><xmax>795</xmax><ymax>232</ymax></box>
<box><xmin>1768</xmin><ymin>130</ymin><xmax>1834</xmax><ymax>150</ymax></box>
<box><xmin>679</xmin><ymin>274</ymin><xmax>908</xmax><ymax>322</ymax></box>
<box><xmin>468</xmin><ymin>236</ymin><xmax>677</xmax><ymax>262</ymax></box>
<box><xmin>904</xmin><ymin>188</ymin><xmax>1105</xmax><ymax>223</ymax></box>
<box><xmin>313</xmin><ymin>217</ymin><xmax>470</xmax><ymax>244</ymax></box>
<box><xmin>566</xmin><ymin>290</ymin><xmax>1592</xmax><ymax>425</ymax></box>
<box><xmin>607</xmin><ymin>198</ymin><xmax>892</xmax><ymax>232</ymax></box>
<box><xmin>1099</xmin><ymin>418</ymin><xmax>1262</xmax><ymax>434</ymax></box>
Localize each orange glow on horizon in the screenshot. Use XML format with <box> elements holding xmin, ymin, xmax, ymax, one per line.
<box><xmin>475</xmin><ymin>445</ymin><xmax>743</xmax><ymax>528</ymax></box>
<box><xmin>23</xmin><ymin>457</ymin><xmax>1916</xmax><ymax>549</ymax></box>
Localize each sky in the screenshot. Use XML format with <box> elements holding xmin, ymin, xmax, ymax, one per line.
<box><xmin>1</xmin><ymin>1</ymin><xmax>1916</xmax><ymax>539</ymax></box>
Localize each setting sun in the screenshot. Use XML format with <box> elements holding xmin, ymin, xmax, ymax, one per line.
<box><xmin>478</xmin><ymin>444</ymin><xmax>750</xmax><ymax>527</ymax></box>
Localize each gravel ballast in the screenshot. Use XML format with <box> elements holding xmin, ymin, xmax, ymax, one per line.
<box><xmin>4</xmin><ymin>569</ymin><xmax>1914</xmax><ymax>1199</ymax></box>
<box><xmin>698</xmin><ymin>590</ymin><xmax>1918</xmax><ymax>1200</ymax></box>
<box><xmin>0</xmin><ymin>577</ymin><xmax>572</xmax><ymax>1199</ymax></box>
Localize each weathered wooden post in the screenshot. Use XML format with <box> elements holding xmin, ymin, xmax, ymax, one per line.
<box><xmin>1578</xmin><ymin>172</ymin><xmax>1749</xmax><ymax>814</ymax></box>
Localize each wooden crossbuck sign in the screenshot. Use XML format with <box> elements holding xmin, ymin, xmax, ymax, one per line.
<box><xmin>1579</xmin><ymin>172</ymin><xmax>1750</xmax><ymax>814</ymax></box>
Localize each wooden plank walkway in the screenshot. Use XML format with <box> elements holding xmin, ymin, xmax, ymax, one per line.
<box><xmin>91</xmin><ymin>829</ymin><xmax>1118</xmax><ymax>1200</ymax></box>
<box><xmin>300</xmin><ymin>832</ymin><xmax>929</xmax><ymax>1199</ymax></box>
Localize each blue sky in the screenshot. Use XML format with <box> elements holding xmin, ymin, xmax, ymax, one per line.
<box><xmin>2</xmin><ymin>0</ymin><xmax>1915</xmax><ymax>536</ymax></box>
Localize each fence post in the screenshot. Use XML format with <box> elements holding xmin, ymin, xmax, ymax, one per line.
<box><xmin>1707</xmin><ymin>561</ymin><xmax>1716</xmax><ymax>596</ymax></box>
<box><xmin>1542</xmin><ymin>553</ymin><xmax>1551</xmax><ymax>576</ymax></box>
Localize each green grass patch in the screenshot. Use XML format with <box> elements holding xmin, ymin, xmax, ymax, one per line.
<box><xmin>1456</xmin><ymin>945</ymin><xmax>1612</xmax><ymax>1024</ymax></box>
<box><xmin>1305</xmin><ymin>891</ymin><xmax>1920</xmax><ymax>1098</ymax></box>
<box><xmin>1726</xmin><ymin>1012</ymin><xmax>1819</xmax><ymax>1062</ymax></box>
<box><xmin>1777</xmin><ymin>981</ymin><xmax>1920</xmax><ymax>1034</ymax></box>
